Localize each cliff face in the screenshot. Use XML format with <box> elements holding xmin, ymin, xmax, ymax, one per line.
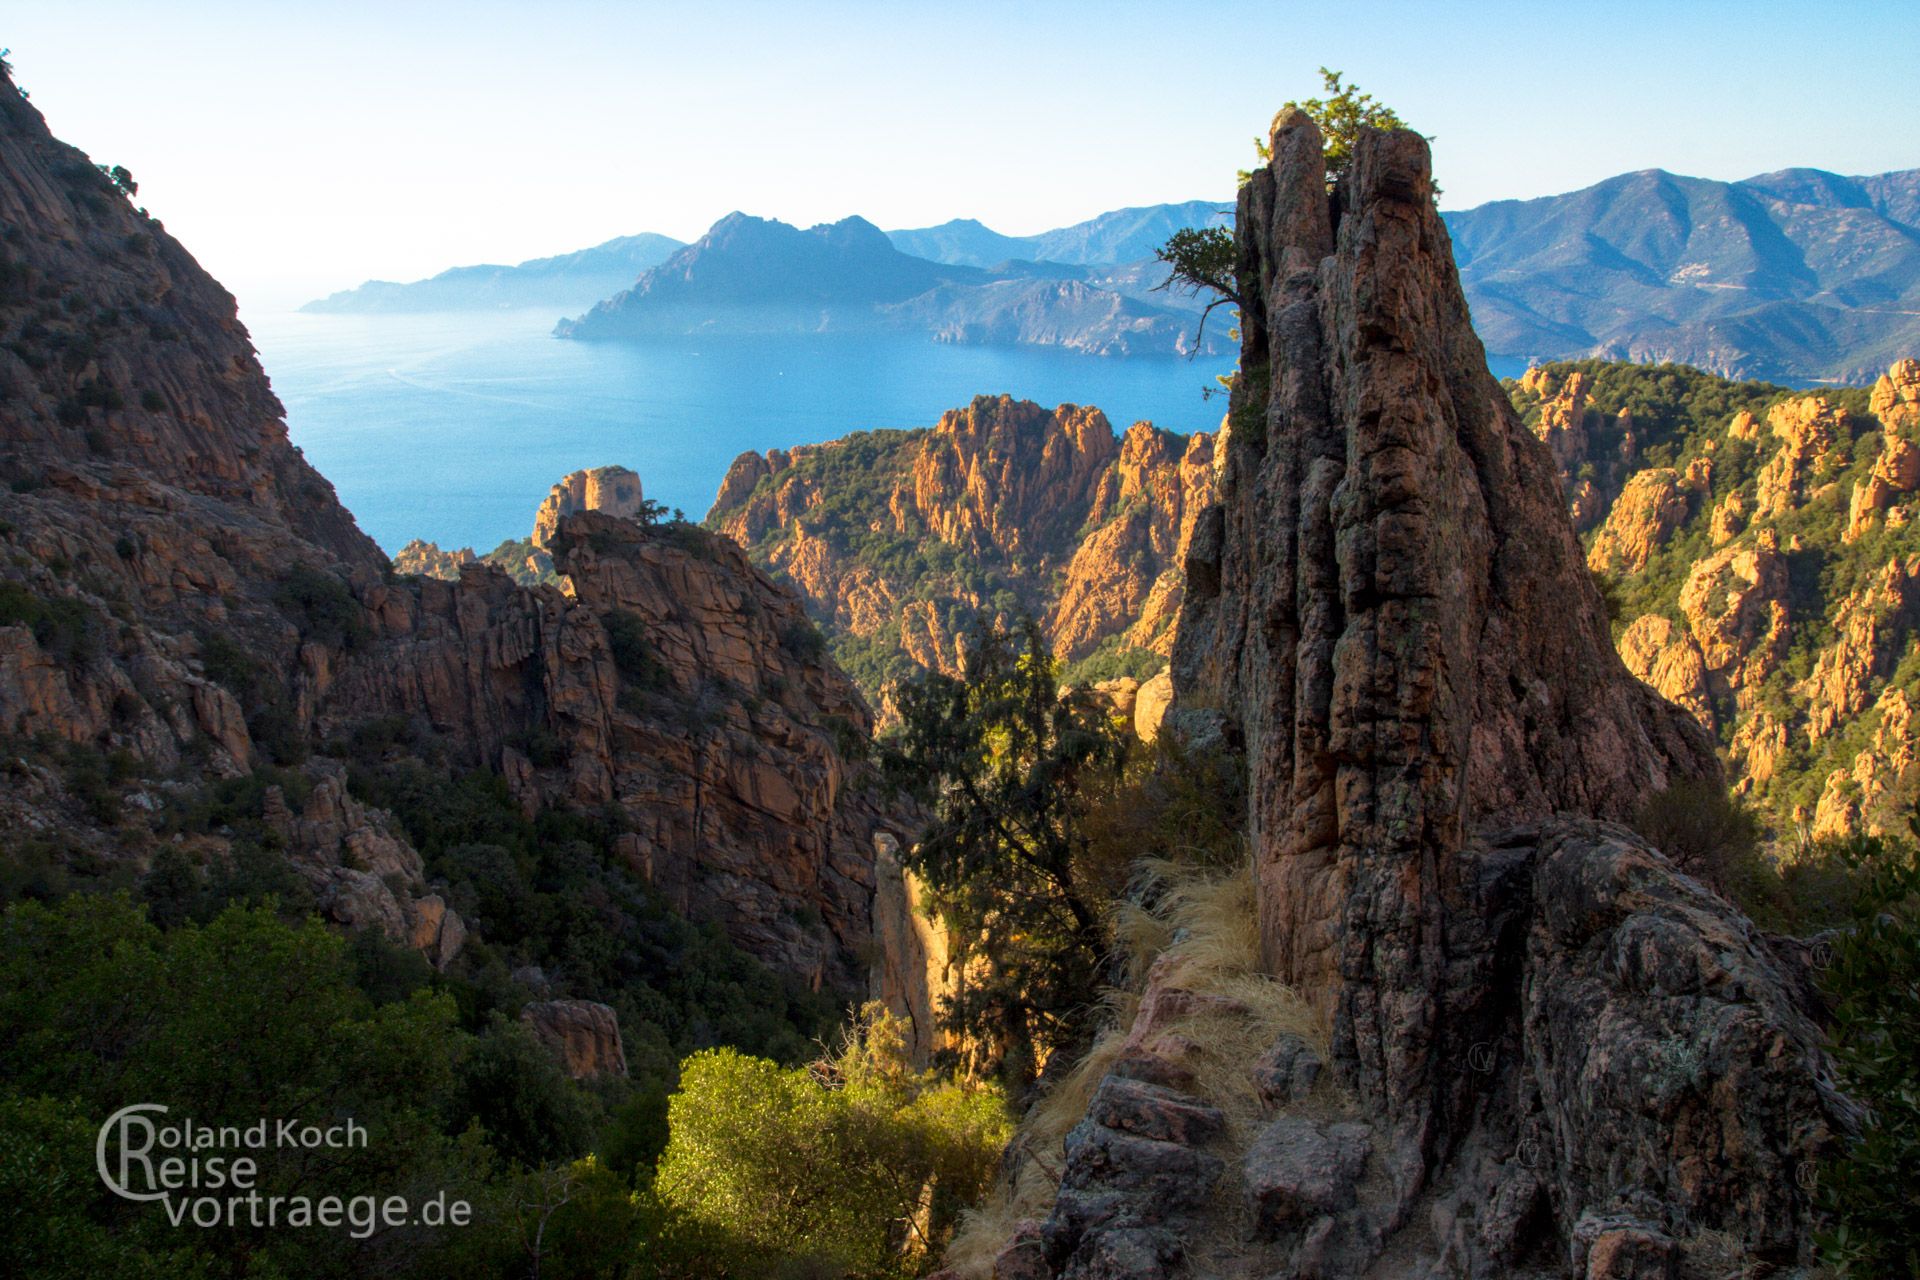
<box><xmin>1513</xmin><ymin>358</ymin><xmax>1920</xmax><ymax>840</ymax></box>
<box><xmin>0</xmin><ymin>69</ymin><xmax>902</xmax><ymax>994</ymax></box>
<box><xmin>707</xmin><ymin>396</ymin><xmax>1218</xmax><ymax>696</ymax></box>
<box><xmin>1018</xmin><ymin>112</ymin><xmax>1846</xmax><ymax>1279</ymax></box>
<box><xmin>316</xmin><ymin>514</ymin><xmax>897</xmax><ymax>987</ymax></box>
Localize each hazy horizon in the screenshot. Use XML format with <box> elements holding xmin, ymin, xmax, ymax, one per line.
<box><xmin>9</xmin><ymin>0</ymin><xmax>1917</xmax><ymax>311</ymax></box>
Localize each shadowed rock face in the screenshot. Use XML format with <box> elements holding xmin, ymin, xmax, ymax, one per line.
<box><xmin>0</xmin><ymin>68</ymin><xmax>904</xmax><ymax>996</ymax></box>
<box><xmin>1031</xmin><ymin>114</ymin><xmax>1849</xmax><ymax>1279</ymax></box>
<box><xmin>1176</xmin><ymin>111</ymin><xmax>1723</xmax><ymax>1010</ymax></box>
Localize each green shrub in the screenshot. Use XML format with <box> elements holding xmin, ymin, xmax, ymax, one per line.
<box><xmin>604</xmin><ymin>608</ymin><xmax>668</xmax><ymax>689</ymax></box>
<box><xmin>1058</xmin><ymin>634</ymin><xmax>1166</xmax><ymax>687</ymax></box>
<box><xmin>0</xmin><ymin>582</ymin><xmax>105</xmax><ymax>668</ymax></box>
<box><xmin>1815</xmin><ymin>836</ymin><xmax>1920</xmax><ymax>1276</ymax></box>
<box><xmin>1632</xmin><ymin>779</ymin><xmax>1765</xmax><ymax>898</ymax></box>
<box><xmin>273</xmin><ymin>562</ymin><xmax>368</xmax><ymax>649</ymax></box>
<box><xmin>656</xmin><ymin>1006</ymin><xmax>1011</xmax><ymax>1277</ymax></box>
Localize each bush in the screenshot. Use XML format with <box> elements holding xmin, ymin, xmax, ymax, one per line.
<box><xmin>1058</xmin><ymin>635</ymin><xmax>1166</xmax><ymax>688</ymax></box>
<box><xmin>656</xmin><ymin>1006</ymin><xmax>1011</xmax><ymax>1277</ymax></box>
<box><xmin>1815</xmin><ymin>837</ymin><xmax>1920</xmax><ymax>1276</ymax></box>
<box><xmin>0</xmin><ymin>582</ymin><xmax>105</xmax><ymax>668</ymax></box>
<box><xmin>456</xmin><ymin>1015</ymin><xmax>596</xmax><ymax>1167</ymax></box>
<box><xmin>273</xmin><ymin>562</ymin><xmax>368</xmax><ymax>650</ymax></box>
<box><xmin>1632</xmin><ymin>779</ymin><xmax>1765</xmax><ymax>895</ymax></box>
<box><xmin>604</xmin><ymin>608</ymin><xmax>668</xmax><ymax>689</ymax></box>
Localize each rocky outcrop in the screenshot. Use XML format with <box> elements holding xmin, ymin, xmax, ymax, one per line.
<box><xmin>391</xmin><ymin>539</ymin><xmax>476</xmax><ymax>580</ymax></box>
<box><xmin>532</xmin><ymin>466</ymin><xmax>644</xmax><ymax>549</ymax></box>
<box><xmin>1519</xmin><ymin>367</ymin><xmax>1636</xmax><ymax>532</ymax></box>
<box><xmin>1533</xmin><ymin>352</ymin><xmax>1920</xmax><ymax>836</ymax></box>
<box><xmin>0</xmin><ymin>72</ymin><xmax>909</xmax><ymax>999</ymax></box>
<box><xmin>708</xmin><ymin>398</ymin><xmax>1218</xmax><ymax>695</ymax></box>
<box><xmin>1616</xmin><ymin>615</ymin><xmax>1712</xmax><ymax>730</ymax></box>
<box><xmin>520</xmin><ymin>999</ymin><xmax>629</xmax><ymax>1079</ymax></box>
<box><xmin>1585</xmin><ymin>469</ymin><xmax>1688</xmax><ymax>573</ymax></box>
<box><xmin>868</xmin><ymin>832</ymin><xmax>958</xmax><ymax>1065</ymax></box>
<box><xmin>1034</xmin><ymin>112</ymin><xmax>1848</xmax><ymax>1277</ymax></box>
<box><xmin>1753</xmin><ymin>396</ymin><xmax>1850</xmax><ymax>521</ymax></box>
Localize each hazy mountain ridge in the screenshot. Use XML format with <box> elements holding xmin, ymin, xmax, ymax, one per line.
<box><xmin>297</xmin><ymin>166</ymin><xmax>1920</xmax><ymax>377</ymax></box>
<box><xmin>300</xmin><ymin>231</ymin><xmax>685</xmax><ymax>313</ymax></box>
<box><xmin>1444</xmin><ymin>164</ymin><xmax>1920</xmax><ymax>381</ymax></box>
<box><xmin>887</xmin><ymin>200</ymin><xmax>1234</xmax><ymax>268</ymax></box>
<box><xmin>555</xmin><ymin>212</ymin><xmax>1230</xmax><ymax>356</ymax></box>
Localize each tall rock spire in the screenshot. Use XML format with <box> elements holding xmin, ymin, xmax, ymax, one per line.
<box><xmin>1025</xmin><ymin>115</ymin><xmax>1849</xmax><ymax>1279</ymax></box>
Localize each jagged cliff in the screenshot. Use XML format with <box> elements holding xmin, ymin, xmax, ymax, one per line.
<box><xmin>1514</xmin><ymin>358</ymin><xmax>1920</xmax><ymax>842</ymax></box>
<box><xmin>0</xmin><ymin>66</ymin><xmax>905</xmax><ymax>995</ymax></box>
<box><xmin>997</xmin><ymin>111</ymin><xmax>1848</xmax><ymax>1280</ymax></box>
<box><xmin>707</xmin><ymin>396</ymin><xmax>1218</xmax><ymax>696</ymax></box>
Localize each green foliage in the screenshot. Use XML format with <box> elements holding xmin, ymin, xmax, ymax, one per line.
<box><xmin>604</xmin><ymin>608</ymin><xmax>669</xmax><ymax>689</ymax></box>
<box><xmin>781</xmin><ymin>616</ymin><xmax>829</xmax><ymax>663</ymax></box>
<box><xmin>0</xmin><ymin>894</ymin><xmax>492</xmax><ymax>1277</ymax></box>
<box><xmin>273</xmin><ymin>562</ymin><xmax>368</xmax><ymax>650</ymax></box>
<box><xmin>96</xmin><ymin>163</ymin><xmax>137</xmax><ymax>198</ymax></box>
<box><xmin>1281</xmin><ymin>68</ymin><xmax>1406</xmax><ymax>183</ymax></box>
<box><xmin>346</xmin><ymin>756</ymin><xmax>840</xmax><ymax>1083</ymax></box>
<box><xmin>457</xmin><ymin>1015</ymin><xmax>596</xmax><ymax>1167</ymax></box>
<box><xmin>0</xmin><ymin>1091</ymin><xmax>203</xmax><ymax>1278</ymax></box>
<box><xmin>1083</xmin><ymin>733</ymin><xmax>1248</xmax><ymax>878</ymax></box>
<box><xmin>882</xmin><ymin>619</ymin><xmax>1128</xmax><ymax>1075</ymax></box>
<box><xmin>0</xmin><ymin>581</ymin><xmax>105</xmax><ymax>667</ymax></box>
<box><xmin>1632</xmin><ymin>779</ymin><xmax>1765</xmax><ymax>894</ymax></box>
<box><xmin>656</xmin><ymin>1006</ymin><xmax>1011</xmax><ymax>1278</ymax></box>
<box><xmin>1058</xmin><ymin>635</ymin><xmax>1166</xmax><ymax>688</ymax></box>
<box><xmin>1152</xmin><ymin>225</ymin><xmax>1240</xmax><ymax>348</ymax></box>
<box><xmin>1814</xmin><ymin>835</ymin><xmax>1920</xmax><ymax>1276</ymax></box>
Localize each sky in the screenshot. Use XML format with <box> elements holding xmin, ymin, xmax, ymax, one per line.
<box><xmin>7</xmin><ymin>0</ymin><xmax>1916</xmax><ymax>310</ymax></box>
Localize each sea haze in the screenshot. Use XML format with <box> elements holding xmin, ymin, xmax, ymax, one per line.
<box><xmin>247</xmin><ymin>309</ymin><xmax>1246</xmax><ymax>554</ymax></box>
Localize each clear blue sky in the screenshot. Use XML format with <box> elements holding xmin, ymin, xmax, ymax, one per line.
<box><xmin>8</xmin><ymin>0</ymin><xmax>1914</xmax><ymax>309</ymax></box>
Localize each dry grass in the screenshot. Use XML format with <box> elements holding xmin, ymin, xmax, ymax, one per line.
<box><xmin>943</xmin><ymin>852</ymin><xmax>1326</xmax><ymax>1278</ymax></box>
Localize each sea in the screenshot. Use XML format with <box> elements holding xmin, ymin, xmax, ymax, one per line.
<box><xmin>246</xmin><ymin>308</ymin><xmax>1528</xmax><ymax>555</ymax></box>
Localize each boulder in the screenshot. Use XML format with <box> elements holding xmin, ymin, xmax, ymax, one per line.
<box><xmin>519</xmin><ymin>999</ymin><xmax>628</xmax><ymax>1079</ymax></box>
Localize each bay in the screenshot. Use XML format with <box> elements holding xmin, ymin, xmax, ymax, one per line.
<box><xmin>247</xmin><ymin>309</ymin><xmax>1532</xmax><ymax>555</ymax></box>
<box><xmin>246</xmin><ymin>309</ymin><xmax>1242</xmax><ymax>554</ymax></box>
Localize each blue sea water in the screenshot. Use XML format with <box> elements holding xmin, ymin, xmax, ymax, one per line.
<box><xmin>246</xmin><ymin>308</ymin><xmax>1533</xmax><ymax>555</ymax></box>
<box><xmin>246</xmin><ymin>309</ymin><xmax>1241</xmax><ymax>554</ymax></box>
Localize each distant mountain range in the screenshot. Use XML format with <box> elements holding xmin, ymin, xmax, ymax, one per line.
<box><xmin>553</xmin><ymin>213</ymin><xmax>1228</xmax><ymax>357</ymax></box>
<box><xmin>886</xmin><ymin>200</ymin><xmax>1232</xmax><ymax>268</ymax></box>
<box><xmin>1444</xmin><ymin>166</ymin><xmax>1920</xmax><ymax>383</ymax></box>
<box><xmin>302</xmin><ymin>164</ymin><xmax>1920</xmax><ymax>380</ymax></box>
<box><xmin>300</xmin><ymin>232</ymin><xmax>685</xmax><ymax>313</ymax></box>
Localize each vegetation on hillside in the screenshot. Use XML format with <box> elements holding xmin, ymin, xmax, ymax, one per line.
<box><xmin>1508</xmin><ymin>361</ymin><xmax>1904</xmax><ymax>831</ymax></box>
<box><xmin>705</xmin><ymin>423</ymin><xmax>1175</xmax><ymax>706</ymax></box>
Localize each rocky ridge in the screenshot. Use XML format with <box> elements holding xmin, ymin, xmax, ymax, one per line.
<box><xmin>707</xmin><ymin>396</ymin><xmax>1220</xmax><ymax>698</ymax></box>
<box><xmin>0</xmin><ymin>67</ymin><xmax>910</xmax><ymax>1003</ymax></box>
<box><xmin>1004</xmin><ymin>111</ymin><xmax>1849</xmax><ymax>1279</ymax></box>
<box><xmin>1515</xmin><ymin>357</ymin><xmax>1920</xmax><ymax>839</ymax></box>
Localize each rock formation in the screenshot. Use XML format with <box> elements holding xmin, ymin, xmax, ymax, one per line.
<box><xmin>708</xmin><ymin>397</ymin><xmax>1218</xmax><ymax>698</ymax></box>
<box><xmin>533</xmin><ymin>465</ymin><xmax>645</xmax><ymax>549</ymax></box>
<box><xmin>1024</xmin><ymin>112</ymin><xmax>1848</xmax><ymax>1278</ymax></box>
<box><xmin>520</xmin><ymin>999</ymin><xmax>630</xmax><ymax>1079</ymax></box>
<box><xmin>0</xmin><ymin>66</ymin><xmax>907</xmax><ymax>996</ymax></box>
<box><xmin>391</xmin><ymin>538</ymin><xmax>476</xmax><ymax>579</ymax></box>
<box><xmin>1508</xmin><ymin>353</ymin><xmax>1920</xmax><ymax>835</ymax></box>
